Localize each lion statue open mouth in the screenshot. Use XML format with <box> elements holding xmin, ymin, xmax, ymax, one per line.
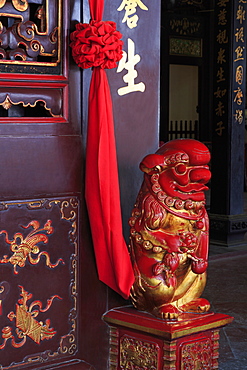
<box><xmin>129</xmin><ymin>139</ymin><xmax>211</xmax><ymax>319</ymax></box>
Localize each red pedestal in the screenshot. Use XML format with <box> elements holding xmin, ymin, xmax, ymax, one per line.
<box><xmin>102</xmin><ymin>306</ymin><xmax>233</xmax><ymax>370</ymax></box>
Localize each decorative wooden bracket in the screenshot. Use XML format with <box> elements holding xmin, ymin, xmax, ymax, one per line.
<box><xmin>0</xmin><ymin>87</ymin><xmax>62</xmax><ymax>116</ymax></box>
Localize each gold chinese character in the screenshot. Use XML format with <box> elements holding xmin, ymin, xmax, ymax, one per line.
<box><xmin>234</xmin><ymin>87</ymin><xmax>243</xmax><ymax>105</ymax></box>
<box><xmin>234</xmin><ymin>45</ymin><xmax>245</xmax><ymax>62</ymax></box>
<box><xmin>236</xmin><ymin>65</ymin><xmax>244</xmax><ymax>84</ymax></box>
<box><xmin>234</xmin><ymin>109</ymin><xmax>244</xmax><ymax>124</ymax></box>
<box><xmin>217</xmin><ymin>48</ymin><xmax>226</xmax><ymax>64</ymax></box>
<box><xmin>217</xmin><ymin>67</ymin><xmax>226</xmax><ymax>83</ymax></box>
<box><xmin>215</xmin><ymin>101</ymin><xmax>225</xmax><ymax>116</ymax></box>
<box><xmin>217</xmin><ymin>0</ymin><xmax>229</xmax><ymax>6</ymax></box>
<box><xmin>218</xmin><ymin>8</ymin><xmax>227</xmax><ymax>25</ymax></box>
<box><xmin>236</xmin><ymin>5</ymin><xmax>246</xmax><ymax>24</ymax></box>
<box><xmin>117</xmin><ymin>0</ymin><xmax>148</xmax><ymax>29</ymax></box>
<box><xmin>117</xmin><ymin>38</ymin><xmax>146</xmax><ymax>96</ymax></box>
<box><xmin>214</xmin><ymin>86</ymin><xmax>227</xmax><ymax>98</ymax></box>
<box><xmin>216</xmin><ymin>121</ymin><xmax>225</xmax><ymax>136</ymax></box>
<box><xmin>235</xmin><ymin>27</ymin><xmax>244</xmax><ymax>42</ymax></box>
<box><xmin>217</xmin><ymin>29</ymin><xmax>228</xmax><ymax>44</ymax></box>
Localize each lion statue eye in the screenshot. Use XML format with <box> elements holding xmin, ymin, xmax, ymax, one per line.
<box><xmin>175</xmin><ymin>163</ymin><xmax>187</xmax><ymax>175</ymax></box>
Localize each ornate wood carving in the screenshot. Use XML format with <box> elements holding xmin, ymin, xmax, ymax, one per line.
<box><xmin>0</xmin><ymin>197</ymin><xmax>79</xmax><ymax>369</ymax></box>
<box><xmin>181</xmin><ymin>339</ymin><xmax>212</xmax><ymax>369</ymax></box>
<box><xmin>129</xmin><ymin>139</ymin><xmax>211</xmax><ymax>319</ymax></box>
<box><xmin>163</xmin><ymin>341</ymin><xmax>176</xmax><ymax>370</ymax></box>
<box><xmin>120</xmin><ymin>335</ymin><xmax>160</xmax><ymax>370</ymax></box>
<box><xmin>0</xmin><ymin>87</ymin><xmax>62</xmax><ymax>116</ymax></box>
<box><xmin>109</xmin><ymin>327</ymin><xmax>119</xmax><ymax>370</ymax></box>
<box><xmin>0</xmin><ymin>0</ymin><xmax>66</xmax><ymax>121</ymax></box>
<box><xmin>103</xmin><ymin>307</ymin><xmax>233</xmax><ymax>370</ymax></box>
<box><xmin>0</xmin><ymin>0</ymin><xmax>61</xmax><ymax>66</ymax></box>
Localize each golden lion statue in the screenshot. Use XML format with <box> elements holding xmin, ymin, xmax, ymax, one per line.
<box><xmin>129</xmin><ymin>139</ymin><xmax>211</xmax><ymax>319</ymax></box>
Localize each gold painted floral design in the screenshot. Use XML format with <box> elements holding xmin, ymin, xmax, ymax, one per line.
<box><xmin>0</xmin><ymin>220</ymin><xmax>64</xmax><ymax>274</ymax></box>
<box><xmin>0</xmin><ymin>285</ymin><xmax>61</xmax><ymax>349</ymax></box>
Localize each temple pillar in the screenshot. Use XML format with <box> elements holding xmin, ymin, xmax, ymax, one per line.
<box><xmin>209</xmin><ymin>0</ymin><xmax>247</xmax><ymax>247</ymax></box>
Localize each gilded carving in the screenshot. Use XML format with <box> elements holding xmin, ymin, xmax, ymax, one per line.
<box><xmin>0</xmin><ymin>197</ymin><xmax>79</xmax><ymax>368</ymax></box>
<box><xmin>0</xmin><ymin>285</ymin><xmax>61</xmax><ymax>349</ymax></box>
<box><xmin>2</xmin><ymin>96</ymin><xmax>12</xmax><ymax>109</ymax></box>
<box><xmin>169</xmin><ymin>37</ymin><xmax>202</xmax><ymax>57</ymax></box>
<box><xmin>0</xmin><ymin>219</ymin><xmax>64</xmax><ymax>274</ymax></box>
<box><xmin>169</xmin><ymin>18</ymin><xmax>201</xmax><ymax>36</ymax></box>
<box><xmin>129</xmin><ymin>139</ymin><xmax>211</xmax><ymax>319</ymax></box>
<box><xmin>0</xmin><ymin>0</ymin><xmax>61</xmax><ymax>66</ymax></box>
<box><xmin>0</xmin><ymin>90</ymin><xmax>62</xmax><ymax>117</ymax></box>
<box><xmin>181</xmin><ymin>339</ymin><xmax>212</xmax><ymax>369</ymax></box>
<box><xmin>60</xmin><ymin>332</ymin><xmax>77</xmax><ymax>355</ymax></box>
<box><xmin>0</xmin><ymin>0</ymin><xmax>28</xmax><ymax>12</ymax></box>
<box><xmin>181</xmin><ymin>0</ymin><xmax>203</xmax><ymax>5</ymax></box>
<box><xmin>120</xmin><ymin>335</ymin><xmax>160</xmax><ymax>370</ymax></box>
<box><xmin>60</xmin><ymin>198</ymin><xmax>78</xmax><ymax>221</ymax></box>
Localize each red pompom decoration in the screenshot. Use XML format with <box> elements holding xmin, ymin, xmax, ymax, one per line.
<box><xmin>70</xmin><ymin>20</ymin><xmax>123</xmax><ymax>69</ymax></box>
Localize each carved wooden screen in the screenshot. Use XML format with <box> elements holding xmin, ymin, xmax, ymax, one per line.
<box><xmin>0</xmin><ymin>0</ymin><xmax>66</xmax><ymax>123</ymax></box>
<box><xmin>0</xmin><ymin>1</ymin><xmax>84</xmax><ymax>369</ymax></box>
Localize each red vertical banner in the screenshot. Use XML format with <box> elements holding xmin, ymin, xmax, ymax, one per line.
<box><xmin>70</xmin><ymin>0</ymin><xmax>134</xmax><ymax>299</ymax></box>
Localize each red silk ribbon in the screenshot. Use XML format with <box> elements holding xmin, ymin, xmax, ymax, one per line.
<box><xmin>71</xmin><ymin>0</ymin><xmax>134</xmax><ymax>299</ymax></box>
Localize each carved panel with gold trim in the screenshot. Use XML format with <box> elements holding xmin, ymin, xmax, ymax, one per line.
<box><xmin>120</xmin><ymin>335</ymin><xmax>160</xmax><ymax>370</ymax></box>
<box><xmin>0</xmin><ymin>0</ymin><xmax>61</xmax><ymax>66</ymax></box>
<box><xmin>0</xmin><ymin>196</ymin><xmax>79</xmax><ymax>369</ymax></box>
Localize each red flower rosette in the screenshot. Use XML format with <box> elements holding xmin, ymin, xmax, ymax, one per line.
<box><xmin>70</xmin><ymin>20</ymin><xmax>123</xmax><ymax>69</ymax></box>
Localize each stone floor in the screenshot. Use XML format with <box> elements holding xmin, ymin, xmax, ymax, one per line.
<box><xmin>203</xmin><ymin>247</ymin><xmax>247</xmax><ymax>369</ymax></box>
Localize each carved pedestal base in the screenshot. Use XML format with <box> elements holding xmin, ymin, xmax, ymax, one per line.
<box><xmin>209</xmin><ymin>213</ymin><xmax>247</xmax><ymax>248</ymax></box>
<box><xmin>103</xmin><ymin>306</ymin><xmax>233</xmax><ymax>370</ymax></box>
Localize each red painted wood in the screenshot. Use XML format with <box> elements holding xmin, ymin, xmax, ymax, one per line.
<box><xmin>0</xmin><ymin>81</ymin><xmax>68</xmax><ymax>88</ymax></box>
<box><xmin>0</xmin><ymin>0</ymin><xmax>161</xmax><ymax>368</ymax></box>
<box><xmin>103</xmin><ymin>306</ymin><xmax>233</xmax><ymax>370</ymax></box>
<box><xmin>0</xmin><ymin>1</ymin><xmax>87</xmax><ymax>368</ymax></box>
<box><xmin>0</xmin><ymin>74</ymin><xmax>68</xmax><ymax>81</ymax></box>
<box><xmin>103</xmin><ymin>306</ymin><xmax>233</xmax><ymax>341</ymax></box>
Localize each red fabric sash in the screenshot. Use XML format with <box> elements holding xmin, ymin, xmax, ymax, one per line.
<box><xmin>85</xmin><ymin>0</ymin><xmax>134</xmax><ymax>299</ymax></box>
